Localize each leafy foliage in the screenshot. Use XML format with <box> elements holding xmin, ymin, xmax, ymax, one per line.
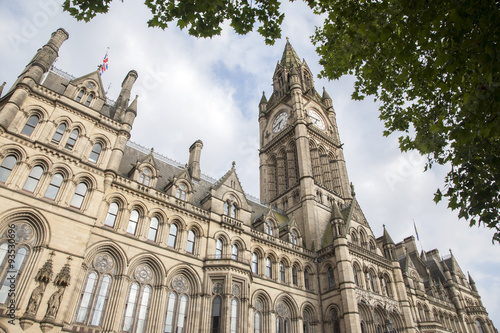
<box><xmin>311</xmin><ymin>0</ymin><xmax>500</xmax><ymax>242</ymax></box>
<box><xmin>63</xmin><ymin>0</ymin><xmax>500</xmax><ymax>241</ymax></box>
<box><xmin>62</xmin><ymin>0</ymin><xmax>284</xmax><ymax>45</ymax></box>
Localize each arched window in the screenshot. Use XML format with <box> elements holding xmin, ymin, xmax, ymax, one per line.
<box><xmin>168</xmin><ymin>224</ymin><xmax>178</xmax><ymax>248</ymax></box>
<box><xmin>65</xmin><ymin>128</ymin><xmax>79</xmax><ymax>150</ymax></box>
<box><xmin>23</xmin><ymin>165</ymin><xmax>44</xmax><ymax>193</ymax></box>
<box><xmin>292</xmin><ymin>266</ymin><xmax>298</xmax><ymax>286</ymax></box>
<box><xmin>138</xmin><ymin>168</ymin><xmax>151</xmax><ymax>186</ymax></box>
<box><xmin>0</xmin><ymin>246</ymin><xmax>28</xmax><ymax>303</ymax></box>
<box><xmin>266</xmin><ymin>257</ymin><xmax>272</xmax><ymax>278</ymax></box>
<box><xmin>75</xmin><ymin>272</ymin><xmax>112</xmax><ymax>326</ymax></box>
<box><xmin>44</xmin><ymin>172</ymin><xmax>64</xmax><ymax>200</ymax></box>
<box><xmin>51</xmin><ymin>123</ymin><xmax>66</xmax><ymax>144</ymax></box>
<box><xmin>0</xmin><ymin>155</ymin><xmax>17</xmax><ymax>183</ymax></box>
<box><xmin>186</xmin><ymin>230</ymin><xmax>195</xmax><ymax>253</ymax></box>
<box><xmin>383</xmin><ymin>277</ymin><xmax>391</xmax><ymax>296</ymax></box>
<box><xmin>276</xmin><ymin>303</ymin><xmax>291</xmax><ymax>333</ymax></box>
<box><xmin>105</xmin><ymin>202</ymin><xmax>119</xmax><ymax>227</ymax></box>
<box><xmin>122</xmin><ymin>282</ymin><xmax>152</xmax><ymax>333</ymax></box>
<box><xmin>353</xmin><ymin>266</ymin><xmax>360</xmax><ymax>287</ymax></box>
<box><xmin>176</xmin><ymin>183</ymin><xmax>186</xmax><ymax>200</ymax></box>
<box><xmin>215</xmin><ymin>238</ymin><xmax>223</xmax><ymax>259</ymax></box>
<box><xmin>232</xmin><ymin>244</ymin><xmax>239</xmax><ymax>261</ymax></box>
<box><xmin>148</xmin><ymin>217</ymin><xmax>159</xmax><ymax>242</ymax></box>
<box><xmin>211</xmin><ymin>296</ymin><xmax>222</xmax><ymax>333</ymax></box>
<box><xmin>85</xmin><ymin>93</ymin><xmax>94</xmax><ymax>106</ymax></box>
<box><xmin>89</xmin><ymin>143</ymin><xmax>103</xmax><ymax>163</ymax></box>
<box><xmin>21</xmin><ymin>115</ymin><xmax>40</xmax><ymax>136</ymax></box>
<box><xmin>279</xmin><ymin>262</ymin><xmax>285</xmax><ymax>283</ymax></box>
<box><xmin>230</xmin><ymin>298</ymin><xmax>239</xmax><ymax>333</ymax></box>
<box><xmin>164</xmin><ymin>292</ymin><xmax>189</xmax><ymax>333</ymax></box>
<box><xmin>230</xmin><ymin>204</ymin><xmax>237</xmax><ymax>218</ymax></box>
<box><xmin>254</xmin><ymin>311</ymin><xmax>261</xmax><ymax>333</ymax></box>
<box><xmin>265</xmin><ymin>221</ymin><xmax>273</xmax><ymax>236</ymax></box>
<box><xmin>360</xmin><ymin>321</ymin><xmax>366</xmax><ymax>333</ymax></box>
<box><xmin>252</xmin><ymin>253</ymin><xmax>258</xmax><ymax>274</ymax></box>
<box><xmin>328</xmin><ymin>267</ymin><xmax>336</xmax><ymax>288</ymax></box>
<box><xmin>71</xmin><ymin>182</ymin><xmax>88</xmax><ymax>209</ymax></box>
<box><xmin>332</xmin><ymin>308</ymin><xmax>341</xmax><ymax>333</ymax></box>
<box><xmin>127</xmin><ymin>210</ymin><xmax>140</xmax><ymax>235</ymax></box>
<box><xmin>476</xmin><ymin>319</ymin><xmax>485</xmax><ymax>333</ymax></box>
<box><xmin>303</xmin><ymin>311</ymin><xmax>310</xmax><ymax>333</ymax></box>
<box><xmin>368</xmin><ymin>271</ymin><xmax>375</xmax><ymax>292</ymax></box>
<box><xmin>304</xmin><ymin>269</ymin><xmax>311</xmax><ymax>290</ymax></box>
<box><xmin>76</xmin><ymin>89</ymin><xmax>84</xmax><ymax>102</ymax></box>
<box><xmin>289</xmin><ymin>230</ymin><xmax>298</xmax><ymax>245</ymax></box>
<box><xmin>224</xmin><ymin>201</ymin><xmax>229</xmax><ymax>215</ymax></box>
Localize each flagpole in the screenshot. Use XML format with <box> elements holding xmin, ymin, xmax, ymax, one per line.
<box><xmin>413</xmin><ymin>219</ymin><xmax>426</xmax><ymax>260</ymax></box>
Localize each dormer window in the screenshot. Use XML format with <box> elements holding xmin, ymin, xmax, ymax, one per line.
<box><xmin>138</xmin><ymin>168</ymin><xmax>151</xmax><ymax>186</ymax></box>
<box><xmin>76</xmin><ymin>89</ymin><xmax>84</xmax><ymax>102</ymax></box>
<box><xmin>85</xmin><ymin>94</ymin><xmax>94</xmax><ymax>106</ymax></box>
<box><xmin>289</xmin><ymin>230</ymin><xmax>298</xmax><ymax>245</ymax></box>
<box><xmin>176</xmin><ymin>183</ymin><xmax>186</xmax><ymax>200</ymax></box>
<box><xmin>265</xmin><ymin>220</ymin><xmax>274</xmax><ymax>236</ymax></box>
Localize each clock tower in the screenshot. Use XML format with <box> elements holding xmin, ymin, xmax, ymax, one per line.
<box><xmin>259</xmin><ymin>39</ymin><xmax>352</xmax><ymax>250</ymax></box>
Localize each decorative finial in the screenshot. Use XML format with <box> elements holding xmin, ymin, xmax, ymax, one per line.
<box><xmin>286</xmin><ymin>36</ymin><xmax>289</xmax><ymax>41</ymax></box>
<box><xmin>150</xmin><ymin>147</ymin><xmax>154</xmax><ymax>153</ymax></box>
<box><xmin>232</xmin><ymin>161</ymin><xmax>236</xmax><ymax>169</ymax></box>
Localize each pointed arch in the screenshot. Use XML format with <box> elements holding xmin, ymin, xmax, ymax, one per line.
<box><xmin>309</xmin><ymin>140</ymin><xmax>323</xmax><ymax>185</ymax></box>
<box><xmin>267</xmin><ymin>155</ymin><xmax>277</xmax><ymax>199</ymax></box>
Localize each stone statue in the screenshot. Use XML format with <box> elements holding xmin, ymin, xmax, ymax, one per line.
<box><xmin>45</xmin><ymin>287</ymin><xmax>64</xmax><ymax>318</ymax></box>
<box><xmin>26</xmin><ymin>283</ymin><xmax>45</xmax><ymax>314</ymax></box>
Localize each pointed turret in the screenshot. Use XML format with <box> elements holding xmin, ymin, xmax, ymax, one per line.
<box><xmin>188</xmin><ymin>140</ymin><xmax>203</xmax><ymax>181</ymax></box>
<box><xmin>468</xmin><ymin>272</ymin><xmax>478</xmax><ymax>292</ymax></box>
<box><xmin>330</xmin><ymin>201</ymin><xmax>346</xmax><ymax>239</ymax></box>
<box><xmin>259</xmin><ymin>91</ymin><xmax>267</xmax><ymax>114</ymax></box>
<box><xmin>382</xmin><ymin>225</ymin><xmax>396</xmax><ymax>260</ymax></box>
<box><xmin>0</xmin><ymin>82</ymin><xmax>5</xmax><ymax>98</ymax></box>
<box><xmin>122</xmin><ymin>95</ymin><xmax>138</xmax><ymax>126</ymax></box>
<box><xmin>322</xmin><ymin>87</ymin><xmax>333</xmax><ymax>108</ymax></box>
<box><xmin>114</xmin><ymin>70</ymin><xmax>138</xmax><ymax>122</ymax></box>
<box><xmin>0</xmin><ymin>28</ymin><xmax>69</xmax><ymax>132</ymax></box>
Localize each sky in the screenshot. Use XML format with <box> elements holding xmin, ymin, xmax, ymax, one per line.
<box><xmin>1</xmin><ymin>0</ymin><xmax>499</xmax><ymax>328</ymax></box>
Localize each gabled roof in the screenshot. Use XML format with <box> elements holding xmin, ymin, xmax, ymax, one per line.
<box><xmin>69</xmin><ymin>70</ymin><xmax>107</xmax><ymax>98</ymax></box>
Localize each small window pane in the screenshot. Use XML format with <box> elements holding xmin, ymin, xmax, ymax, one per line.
<box><xmin>23</xmin><ymin>165</ymin><xmax>43</xmax><ymax>192</ymax></box>
<box><xmin>21</xmin><ymin>115</ymin><xmax>39</xmax><ymax>136</ymax></box>
<box><xmin>215</xmin><ymin>239</ymin><xmax>222</xmax><ymax>259</ymax></box>
<box><xmin>280</xmin><ymin>262</ymin><xmax>285</xmax><ymax>282</ymax></box>
<box><xmin>292</xmin><ymin>266</ymin><xmax>298</xmax><ymax>286</ymax></box>
<box><xmin>252</xmin><ymin>253</ymin><xmax>258</xmax><ymax>274</ymax></box>
<box><xmin>232</xmin><ymin>244</ymin><xmax>238</xmax><ymax>261</ymax></box>
<box><xmin>148</xmin><ymin>217</ymin><xmax>159</xmax><ymax>241</ymax></box>
<box><xmin>89</xmin><ymin>143</ymin><xmax>102</xmax><ymax>163</ymax></box>
<box><xmin>136</xmin><ymin>286</ymin><xmax>151</xmax><ymax>333</ymax></box>
<box><xmin>105</xmin><ymin>202</ymin><xmax>119</xmax><ymax>227</ymax></box>
<box><xmin>167</xmin><ymin>224</ymin><xmax>178</xmax><ymax>248</ymax></box>
<box><xmin>176</xmin><ymin>294</ymin><xmax>188</xmax><ymax>332</ymax></box>
<box><xmin>52</xmin><ymin>123</ymin><xmax>66</xmax><ymax>144</ymax></box>
<box><xmin>0</xmin><ymin>247</ymin><xmax>28</xmax><ymax>303</ymax></box>
<box><xmin>76</xmin><ymin>89</ymin><xmax>84</xmax><ymax>102</ymax></box>
<box><xmin>186</xmin><ymin>230</ymin><xmax>195</xmax><ymax>253</ymax></box>
<box><xmin>65</xmin><ymin>129</ymin><xmax>79</xmax><ymax>150</ymax></box>
<box><xmin>45</xmin><ymin>173</ymin><xmax>64</xmax><ymax>200</ymax></box>
<box><xmin>90</xmin><ymin>275</ymin><xmax>111</xmax><ymax>325</ymax></box>
<box><xmin>127</xmin><ymin>210</ymin><xmax>139</xmax><ymax>235</ymax></box>
<box><xmin>71</xmin><ymin>182</ymin><xmax>88</xmax><ymax>208</ymax></box>
<box><xmin>123</xmin><ymin>283</ymin><xmax>139</xmax><ymax>331</ymax></box>
<box><xmin>211</xmin><ymin>296</ymin><xmax>222</xmax><ymax>333</ymax></box>
<box><xmin>76</xmin><ymin>272</ymin><xmax>97</xmax><ymax>322</ymax></box>
<box><xmin>230</xmin><ymin>204</ymin><xmax>236</xmax><ymax>218</ymax></box>
<box><xmin>254</xmin><ymin>312</ymin><xmax>261</xmax><ymax>333</ymax></box>
<box><xmin>85</xmin><ymin>94</ymin><xmax>94</xmax><ymax>106</ymax></box>
<box><xmin>266</xmin><ymin>258</ymin><xmax>272</xmax><ymax>278</ymax></box>
<box><xmin>164</xmin><ymin>292</ymin><xmax>177</xmax><ymax>333</ymax></box>
<box><xmin>0</xmin><ymin>155</ymin><xmax>17</xmax><ymax>183</ymax></box>
<box><xmin>230</xmin><ymin>298</ymin><xmax>238</xmax><ymax>333</ymax></box>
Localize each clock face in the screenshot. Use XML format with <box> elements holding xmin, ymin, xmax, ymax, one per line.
<box><xmin>308</xmin><ymin>110</ymin><xmax>325</xmax><ymax>130</ymax></box>
<box><xmin>272</xmin><ymin>112</ymin><xmax>288</xmax><ymax>133</ymax></box>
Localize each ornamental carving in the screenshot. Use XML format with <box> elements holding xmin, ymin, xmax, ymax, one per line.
<box><xmin>213</xmin><ymin>282</ymin><xmax>223</xmax><ymax>294</ymax></box>
<box><xmin>277</xmin><ymin>302</ymin><xmax>288</xmax><ymax>318</ymax></box>
<box><xmin>93</xmin><ymin>254</ymin><xmax>114</xmax><ymax>273</ymax></box>
<box><xmin>355</xmin><ymin>288</ymin><xmax>400</xmax><ymax>313</ymax></box>
<box><xmin>232</xmin><ymin>284</ymin><xmax>240</xmax><ymax>297</ymax></box>
<box><xmin>255</xmin><ymin>300</ymin><xmax>262</xmax><ymax>311</ymax></box>
<box><xmin>4</xmin><ymin>223</ymin><xmax>35</xmax><ymax>244</ymax></box>
<box><xmin>172</xmin><ymin>275</ymin><xmax>189</xmax><ymax>293</ymax></box>
<box><xmin>135</xmin><ymin>265</ymin><xmax>153</xmax><ymax>284</ymax></box>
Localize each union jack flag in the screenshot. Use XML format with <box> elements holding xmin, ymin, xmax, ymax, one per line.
<box><xmin>100</xmin><ymin>51</ymin><xmax>108</xmax><ymax>76</ymax></box>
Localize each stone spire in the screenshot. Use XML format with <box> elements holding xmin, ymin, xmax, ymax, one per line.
<box><xmin>280</xmin><ymin>38</ymin><xmax>302</xmax><ymax>68</ymax></box>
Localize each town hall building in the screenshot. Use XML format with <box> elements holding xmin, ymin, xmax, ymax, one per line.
<box><xmin>0</xmin><ymin>28</ymin><xmax>496</xmax><ymax>333</ymax></box>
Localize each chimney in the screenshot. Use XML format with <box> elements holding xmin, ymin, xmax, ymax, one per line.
<box><xmin>188</xmin><ymin>140</ymin><xmax>203</xmax><ymax>181</ymax></box>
